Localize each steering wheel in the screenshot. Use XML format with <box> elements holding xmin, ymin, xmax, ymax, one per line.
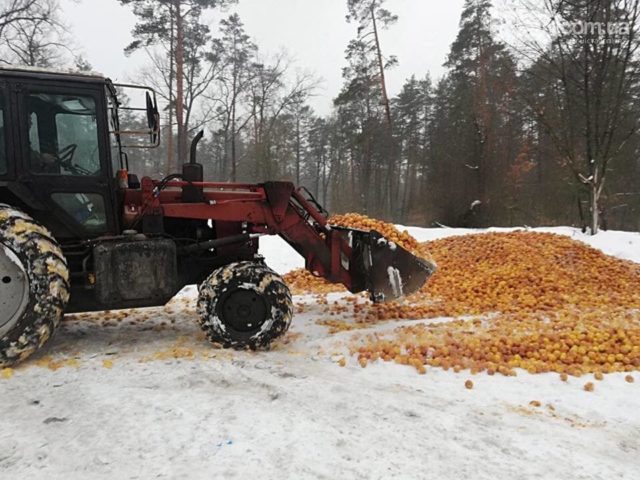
<box><xmin>56</xmin><ymin>144</ymin><xmax>78</xmax><ymax>169</ymax></box>
<box><xmin>52</xmin><ymin>144</ymin><xmax>93</xmax><ymax>176</ymax></box>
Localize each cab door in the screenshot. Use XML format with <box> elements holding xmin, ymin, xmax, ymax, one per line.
<box><xmin>15</xmin><ymin>81</ymin><xmax>118</xmax><ymax>239</ymax></box>
<box><xmin>0</xmin><ymin>83</ymin><xmax>10</xmax><ymax>181</ymax></box>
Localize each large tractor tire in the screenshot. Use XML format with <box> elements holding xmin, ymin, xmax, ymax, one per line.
<box><xmin>0</xmin><ymin>205</ymin><xmax>70</xmax><ymax>367</ymax></box>
<box><xmin>197</xmin><ymin>261</ymin><xmax>293</xmax><ymax>349</ymax></box>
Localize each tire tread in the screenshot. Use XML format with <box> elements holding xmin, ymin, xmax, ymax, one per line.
<box><xmin>0</xmin><ymin>206</ymin><xmax>69</xmax><ymax>367</ymax></box>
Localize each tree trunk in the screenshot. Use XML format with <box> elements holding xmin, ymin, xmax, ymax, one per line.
<box><xmin>166</xmin><ymin>4</ymin><xmax>175</xmax><ymax>174</ymax></box>
<box><xmin>371</xmin><ymin>5</ymin><xmax>392</xmax><ymax>132</ymax></box>
<box><xmin>370</xmin><ymin>5</ymin><xmax>395</xmax><ymax>218</ymax></box>
<box><xmin>295</xmin><ymin>114</ymin><xmax>301</xmax><ymax>184</ymax></box>
<box><xmin>589</xmin><ymin>170</ymin><xmax>604</xmax><ymax>235</ymax></box>
<box><xmin>175</xmin><ymin>0</ymin><xmax>186</xmax><ymax>164</ymax></box>
<box><xmin>231</xmin><ymin>101</ymin><xmax>237</xmax><ymax>182</ymax></box>
<box><xmin>589</xmin><ymin>183</ymin><xmax>600</xmax><ymax>234</ymax></box>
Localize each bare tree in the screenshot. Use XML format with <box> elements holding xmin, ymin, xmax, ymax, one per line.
<box><xmin>246</xmin><ymin>53</ymin><xmax>319</xmax><ymax>181</ymax></box>
<box><xmin>0</xmin><ymin>0</ymin><xmax>74</xmax><ymax>67</ymax></box>
<box><xmin>512</xmin><ymin>0</ymin><xmax>640</xmax><ymax>233</ymax></box>
<box><xmin>0</xmin><ymin>0</ymin><xmax>40</xmax><ymax>41</ymax></box>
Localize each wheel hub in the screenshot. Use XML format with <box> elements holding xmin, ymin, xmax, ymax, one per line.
<box><xmin>0</xmin><ymin>244</ymin><xmax>30</xmax><ymax>338</ymax></box>
<box><xmin>220</xmin><ymin>289</ymin><xmax>267</xmax><ymax>333</ymax></box>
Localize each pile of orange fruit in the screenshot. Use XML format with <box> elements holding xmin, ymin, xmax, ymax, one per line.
<box><xmin>286</xmin><ymin>213</ymin><xmax>640</xmax><ymax>377</ymax></box>
<box><xmin>354</xmin><ymin>307</ymin><xmax>640</xmax><ymax>376</ymax></box>
<box><xmin>415</xmin><ymin>232</ymin><xmax>640</xmax><ymax>317</ymax></box>
<box><xmin>329</xmin><ymin>213</ymin><xmax>422</xmax><ymax>253</ymax></box>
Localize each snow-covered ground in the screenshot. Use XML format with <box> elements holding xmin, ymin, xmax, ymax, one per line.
<box><xmin>1</xmin><ymin>227</ymin><xmax>639</xmax><ymax>479</ymax></box>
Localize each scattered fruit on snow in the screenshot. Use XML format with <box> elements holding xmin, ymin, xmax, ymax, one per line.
<box><xmin>287</xmin><ymin>213</ymin><xmax>640</xmax><ymax>377</ymax></box>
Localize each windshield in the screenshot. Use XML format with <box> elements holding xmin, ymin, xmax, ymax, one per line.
<box><xmin>27</xmin><ymin>92</ymin><xmax>101</xmax><ymax>176</ymax></box>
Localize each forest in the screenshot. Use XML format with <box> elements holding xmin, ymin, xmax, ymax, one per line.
<box><xmin>1</xmin><ymin>0</ymin><xmax>639</xmax><ymax>233</ymax></box>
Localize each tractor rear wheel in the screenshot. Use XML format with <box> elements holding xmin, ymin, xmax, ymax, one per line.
<box><xmin>0</xmin><ymin>205</ymin><xmax>70</xmax><ymax>367</ymax></box>
<box><xmin>197</xmin><ymin>261</ymin><xmax>293</xmax><ymax>349</ymax></box>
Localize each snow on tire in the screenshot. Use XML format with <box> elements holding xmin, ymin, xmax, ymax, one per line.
<box><xmin>0</xmin><ymin>204</ymin><xmax>70</xmax><ymax>367</ymax></box>
<box><xmin>197</xmin><ymin>261</ymin><xmax>293</xmax><ymax>349</ymax></box>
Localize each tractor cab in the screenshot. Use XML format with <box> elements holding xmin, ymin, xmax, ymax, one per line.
<box><xmin>0</xmin><ymin>67</ymin><xmax>158</xmax><ymax>241</ymax></box>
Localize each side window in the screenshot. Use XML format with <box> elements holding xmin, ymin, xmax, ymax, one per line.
<box><xmin>28</xmin><ymin>112</ymin><xmax>40</xmax><ymax>153</ymax></box>
<box><xmin>51</xmin><ymin>193</ymin><xmax>107</xmax><ymax>234</ymax></box>
<box><xmin>27</xmin><ymin>93</ymin><xmax>101</xmax><ymax>176</ymax></box>
<box><xmin>0</xmin><ymin>91</ymin><xmax>6</xmax><ymax>175</ymax></box>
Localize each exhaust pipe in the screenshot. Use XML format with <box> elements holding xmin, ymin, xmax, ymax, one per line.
<box><xmin>182</xmin><ymin>130</ymin><xmax>205</xmax><ymax>202</ymax></box>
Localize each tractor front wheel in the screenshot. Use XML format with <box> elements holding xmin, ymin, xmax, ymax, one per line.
<box><xmin>0</xmin><ymin>205</ymin><xmax>70</xmax><ymax>367</ymax></box>
<box><xmin>197</xmin><ymin>261</ymin><xmax>293</xmax><ymax>349</ymax></box>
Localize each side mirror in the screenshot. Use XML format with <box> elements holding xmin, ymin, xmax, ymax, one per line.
<box><xmin>110</xmin><ymin>82</ymin><xmax>161</xmax><ymax>149</ymax></box>
<box><xmin>145</xmin><ymin>91</ymin><xmax>159</xmax><ymax>143</ymax></box>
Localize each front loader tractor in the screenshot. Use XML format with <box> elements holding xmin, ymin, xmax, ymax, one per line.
<box><xmin>0</xmin><ymin>67</ymin><xmax>435</xmax><ymax>367</ymax></box>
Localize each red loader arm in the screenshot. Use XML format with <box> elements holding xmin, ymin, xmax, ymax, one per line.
<box><xmin>126</xmin><ymin>178</ymin><xmax>435</xmax><ymax>302</ymax></box>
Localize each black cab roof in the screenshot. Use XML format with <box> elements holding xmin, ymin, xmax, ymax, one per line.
<box><xmin>0</xmin><ymin>66</ymin><xmax>109</xmax><ymax>85</ymax></box>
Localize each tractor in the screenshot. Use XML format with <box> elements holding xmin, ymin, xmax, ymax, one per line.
<box><xmin>0</xmin><ymin>66</ymin><xmax>435</xmax><ymax>367</ymax></box>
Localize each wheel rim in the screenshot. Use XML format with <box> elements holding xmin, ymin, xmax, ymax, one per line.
<box><xmin>0</xmin><ymin>244</ymin><xmax>30</xmax><ymax>337</ymax></box>
<box><xmin>219</xmin><ymin>288</ymin><xmax>268</xmax><ymax>333</ymax></box>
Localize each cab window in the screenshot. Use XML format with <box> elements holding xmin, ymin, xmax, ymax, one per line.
<box><xmin>27</xmin><ymin>93</ymin><xmax>101</xmax><ymax>176</ymax></box>
<box><xmin>51</xmin><ymin>192</ymin><xmax>107</xmax><ymax>234</ymax></box>
<box><xmin>0</xmin><ymin>91</ymin><xmax>6</xmax><ymax>175</ymax></box>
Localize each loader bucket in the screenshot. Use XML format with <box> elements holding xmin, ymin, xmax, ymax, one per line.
<box><xmin>338</xmin><ymin>228</ymin><xmax>437</xmax><ymax>303</ymax></box>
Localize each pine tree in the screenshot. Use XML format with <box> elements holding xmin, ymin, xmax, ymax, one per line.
<box><xmin>213</xmin><ymin>13</ymin><xmax>256</xmax><ymax>181</ymax></box>
<box><xmin>431</xmin><ymin>0</ymin><xmax>520</xmax><ymax>227</ymax></box>
<box><xmin>335</xmin><ymin>0</ymin><xmax>399</xmax><ymax>217</ymax></box>
<box><xmin>119</xmin><ymin>0</ymin><xmax>236</xmax><ymax>168</ymax></box>
<box><xmin>393</xmin><ymin>75</ymin><xmax>434</xmax><ymax>222</ymax></box>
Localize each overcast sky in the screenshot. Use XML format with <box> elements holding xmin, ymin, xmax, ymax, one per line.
<box><xmin>59</xmin><ymin>0</ymin><xmax>465</xmax><ymax>114</ymax></box>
